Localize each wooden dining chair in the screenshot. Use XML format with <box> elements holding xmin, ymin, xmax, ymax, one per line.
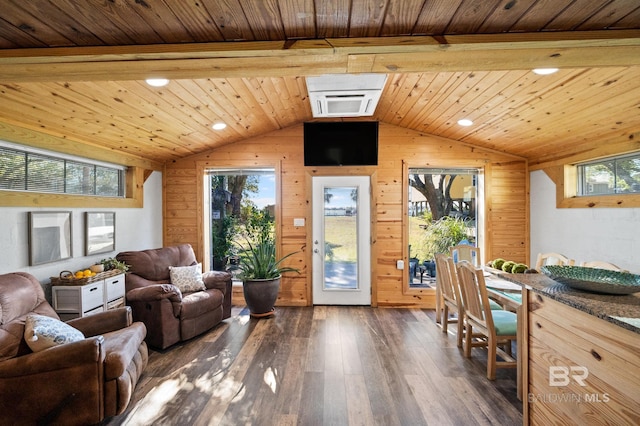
<box><xmin>435</xmin><ymin>254</ymin><xmax>465</xmax><ymax>347</ymax></box>
<box><xmin>580</xmin><ymin>260</ymin><xmax>625</xmax><ymax>271</ymax></box>
<box><xmin>456</xmin><ymin>261</ymin><xmax>518</xmax><ymax>380</ymax></box>
<box><xmin>450</xmin><ymin>243</ymin><xmax>481</xmax><ymax>267</ymax></box>
<box><xmin>534</xmin><ymin>252</ymin><xmax>575</xmax><ymax>270</ymax></box>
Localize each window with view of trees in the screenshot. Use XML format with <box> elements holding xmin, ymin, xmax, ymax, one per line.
<box><xmin>0</xmin><ymin>144</ymin><xmax>124</xmax><ymax>197</ymax></box>
<box><xmin>577</xmin><ymin>152</ymin><xmax>640</xmax><ymax>196</ymax></box>
<box><xmin>408</xmin><ymin>168</ymin><xmax>479</xmax><ymax>288</ymax></box>
<box><xmin>207</xmin><ymin>169</ymin><xmax>275</xmax><ymax>274</ymax></box>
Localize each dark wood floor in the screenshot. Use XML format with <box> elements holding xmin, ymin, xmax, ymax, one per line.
<box><xmin>105</xmin><ymin>306</ymin><xmax>522</xmax><ymax>425</ymax></box>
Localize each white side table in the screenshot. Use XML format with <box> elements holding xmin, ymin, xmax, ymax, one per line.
<box><xmin>51</xmin><ymin>270</ymin><xmax>126</xmax><ymax>320</ymax></box>
<box><xmin>52</xmin><ymin>281</ymin><xmax>104</xmax><ymax>321</ymax></box>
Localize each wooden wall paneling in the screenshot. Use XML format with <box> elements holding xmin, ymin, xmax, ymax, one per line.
<box><xmin>164</xmin><ymin>166</ymin><xmax>199</xmax><ymax>252</ymax></box>
<box><xmin>370</xmin><ymin>171</ymin><xmax>379</xmax><ymax>307</ymax></box>
<box><xmin>164</xmin><ymin>123</ymin><xmax>527</xmax><ymax>308</ymax></box>
<box><xmin>485</xmin><ymin>161</ymin><xmax>528</xmax><ymax>264</ymax></box>
<box><xmin>483</xmin><ymin>162</ymin><xmax>493</xmax><ymax>263</ymax></box>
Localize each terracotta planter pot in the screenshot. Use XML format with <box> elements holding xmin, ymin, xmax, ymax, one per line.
<box><xmin>242</xmin><ymin>276</ymin><xmax>281</xmax><ymax>317</ymax></box>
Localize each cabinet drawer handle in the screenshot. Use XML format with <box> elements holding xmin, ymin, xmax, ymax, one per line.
<box><xmin>90</xmin><ymin>287</ymin><xmax>98</xmax><ymax>292</ymax></box>
<box><xmin>112</xmin><ymin>280</ymin><xmax>120</xmax><ymax>284</ymax></box>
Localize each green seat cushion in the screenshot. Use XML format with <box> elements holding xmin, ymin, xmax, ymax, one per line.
<box><xmin>491</xmin><ymin>310</ymin><xmax>518</xmax><ymax>336</ymax></box>
<box><xmin>504</xmin><ymin>293</ymin><xmax>522</xmax><ymax>303</ymax></box>
<box><xmin>488</xmin><ymin>299</ymin><xmax>503</xmax><ymax>310</ymax></box>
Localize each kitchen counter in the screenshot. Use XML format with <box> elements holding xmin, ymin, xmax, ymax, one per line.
<box><xmin>491</xmin><ymin>269</ymin><xmax>640</xmax><ymax>425</ymax></box>
<box><xmin>492</xmin><ymin>270</ymin><xmax>640</xmax><ymax>335</ymax></box>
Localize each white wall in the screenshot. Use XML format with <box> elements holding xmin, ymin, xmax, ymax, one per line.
<box><xmin>0</xmin><ymin>171</ymin><xmax>163</xmax><ymax>284</ymax></box>
<box><xmin>530</xmin><ymin>170</ymin><xmax>640</xmax><ymax>273</ymax></box>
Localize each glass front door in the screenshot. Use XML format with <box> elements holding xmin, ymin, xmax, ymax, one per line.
<box><xmin>312</xmin><ymin>176</ymin><xmax>371</xmax><ymax>305</ymax></box>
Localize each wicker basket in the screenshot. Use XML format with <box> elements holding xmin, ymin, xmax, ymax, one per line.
<box><xmin>51</xmin><ymin>269</ymin><xmax>124</xmax><ymax>286</ymax></box>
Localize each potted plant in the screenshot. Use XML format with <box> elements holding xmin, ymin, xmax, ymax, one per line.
<box><xmin>99</xmin><ymin>257</ymin><xmax>130</xmax><ymax>272</ymax></box>
<box><xmin>234</xmin><ymin>235</ymin><xmax>299</xmax><ymax>318</ymax></box>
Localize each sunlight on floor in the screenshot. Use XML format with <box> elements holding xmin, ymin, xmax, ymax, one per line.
<box><xmin>121</xmin><ymin>376</ymin><xmax>187</xmax><ymax>425</ymax></box>
<box><xmin>263</xmin><ymin>366</ymin><xmax>278</xmax><ymax>393</ymax></box>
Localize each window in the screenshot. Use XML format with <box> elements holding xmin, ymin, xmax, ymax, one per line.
<box><xmin>206</xmin><ymin>168</ymin><xmax>276</xmax><ymax>274</ymax></box>
<box><xmin>407</xmin><ymin>167</ymin><xmax>479</xmax><ymax>289</ymax></box>
<box><xmin>0</xmin><ymin>143</ymin><xmax>125</xmax><ymax>197</ymax></box>
<box><xmin>577</xmin><ymin>152</ymin><xmax>640</xmax><ymax>196</ymax></box>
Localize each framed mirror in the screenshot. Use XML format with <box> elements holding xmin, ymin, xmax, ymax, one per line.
<box><xmin>85</xmin><ymin>211</ymin><xmax>116</xmax><ymax>255</ymax></box>
<box><xmin>29</xmin><ymin>211</ymin><xmax>73</xmax><ymax>265</ymax></box>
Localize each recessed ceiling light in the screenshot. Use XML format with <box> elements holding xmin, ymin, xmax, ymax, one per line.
<box><xmin>457</xmin><ymin>119</ymin><xmax>473</xmax><ymax>127</ymax></box>
<box><xmin>145</xmin><ymin>78</ymin><xmax>169</xmax><ymax>87</ymax></box>
<box><xmin>532</xmin><ymin>68</ymin><xmax>559</xmax><ymax>75</ymax></box>
<box><xmin>212</xmin><ymin>122</ymin><xmax>227</xmax><ymax>130</ymax></box>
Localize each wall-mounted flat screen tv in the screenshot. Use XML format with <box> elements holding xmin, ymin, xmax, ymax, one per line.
<box><xmin>304</xmin><ymin>121</ymin><xmax>378</xmax><ymax>166</ymax></box>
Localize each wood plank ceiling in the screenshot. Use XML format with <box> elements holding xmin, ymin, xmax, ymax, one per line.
<box><xmin>0</xmin><ymin>0</ymin><xmax>639</xmax><ymax>169</ymax></box>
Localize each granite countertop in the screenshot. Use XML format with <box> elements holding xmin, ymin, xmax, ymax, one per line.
<box><xmin>493</xmin><ymin>270</ymin><xmax>640</xmax><ymax>335</ymax></box>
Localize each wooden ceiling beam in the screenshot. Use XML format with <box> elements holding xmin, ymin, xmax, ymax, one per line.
<box><xmin>0</xmin><ymin>30</ymin><xmax>638</xmax><ymax>82</ymax></box>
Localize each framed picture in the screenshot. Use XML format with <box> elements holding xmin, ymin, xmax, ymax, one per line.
<box><xmin>85</xmin><ymin>211</ymin><xmax>116</xmax><ymax>255</ymax></box>
<box><xmin>28</xmin><ymin>211</ymin><xmax>73</xmax><ymax>266</ymax></box>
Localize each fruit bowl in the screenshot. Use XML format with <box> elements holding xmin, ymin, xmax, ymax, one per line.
<box><xmin>541</xmin><ymin>265</ymin><xmax>640</xmax><ymax>295</ymax></box>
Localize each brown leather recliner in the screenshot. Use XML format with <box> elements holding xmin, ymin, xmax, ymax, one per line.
<box><xmin>116</xmin><ymin>244</ymin><xmax>232</xmax><ymax>350</ymax></box>
<box><xmin>0</xmin><ymin>272</ymin><xmax>148</xmax><ymax>426</ymax></box>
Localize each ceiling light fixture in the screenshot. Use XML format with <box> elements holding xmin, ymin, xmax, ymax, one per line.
<box><xmin>532</xmin><ymin>68</ymin><xmax>559</xmax><ymax>75</ymax></box>
<box><xmin>212</xmin><ymin>122</ymin><xmax>227</xmax><ymax>130</ymax></box>
<box><xmin>457</xmin><ymin>119</ymin><xmax>473</xmax><ymax>127</ymax></box>
<box><xmin>145</xmin><ymin>78</ymin><xmax>169</xmax><ymax>87</ymax></box>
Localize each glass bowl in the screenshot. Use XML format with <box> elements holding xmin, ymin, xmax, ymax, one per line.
<box><xmin>541</xmin><ymin>265</ymin><xmax>640</xmax><ymax>295</ymax></box>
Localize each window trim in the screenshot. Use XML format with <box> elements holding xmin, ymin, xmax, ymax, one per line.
<box><xmin>0</xmin><ymin>166</ymin><xmax>145</xmax><ymax>208</ymax></box>
<box><xmin>545</xmin><ymin>164</ymin><xmax>640</xmax><ymax>208</ymax></box>
<box><xmin>575</xmin><ymin>152</ymin><xmax>640</xmax><ymax>197</ymax></box>
<box><xmin>402</xmin><ymin>161</ymin><xmax>485</xmax><ymax>297</ymax></box>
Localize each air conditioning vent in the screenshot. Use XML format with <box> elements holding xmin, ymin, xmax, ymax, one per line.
<box><xmin>306</xmin><ymin>74</ymin><xmax>387</xmax><ymax>118</ymax></box>
<box><xmin>309</xmin><ymin>90</ymin><xmax>382</xmax><ymax>117</ymax></box>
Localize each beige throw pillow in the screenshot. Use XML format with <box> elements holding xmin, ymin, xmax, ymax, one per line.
<box><xmin>169</xmin><ymin>263</ymin><xmax>206</xmax><ymax>293</ymax></box>
<box><xmin>24</xmin><ymin>314</ymin><xmax>85</xmax><ymax>352</ymax></box>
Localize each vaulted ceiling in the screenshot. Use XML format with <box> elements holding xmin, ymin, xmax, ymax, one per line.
<box><xmin>0</xmin><ymin>1</ymin><xmax>639</xmax><ymax>171</ymax></box>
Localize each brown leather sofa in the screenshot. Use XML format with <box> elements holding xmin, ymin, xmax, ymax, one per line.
<box><xmin>0</xmin><ymin>272</ymin><xmax>148</xmax><ymax>425</ymax></box>
<box><xmin>116</xmin><ymin>244</ymin><xmax>232</xmax><ymax>349</ymax></box>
